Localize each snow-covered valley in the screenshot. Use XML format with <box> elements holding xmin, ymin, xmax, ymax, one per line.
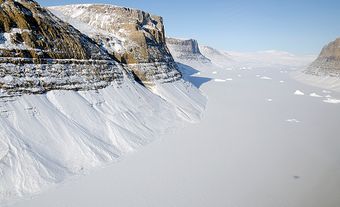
<box><xmin>1</xmin><ymin>1</ymin><xmax>340</xmax><ymax>206</ymax></box>
<box><xmin>7</xmin><ymin>53</ymin><xmax>340</xmax><ymax>207</ymax></box>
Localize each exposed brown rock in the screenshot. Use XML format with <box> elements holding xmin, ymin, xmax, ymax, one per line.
<box><xmin>0</xmin><ymin>0</ymin><xmax>110</xmax><ymax>61</ymax></box>
<box><xmin>49</xmin><ymin>4</ymin><xmax>181</xmax><ymax>84</ymax></box>
<box><xmin>0</xmin><ymin>0</ymin><xmax>123</xmax><ymax>96</ymax></box>
<box><xmin>306</xmin><ymin>38</ymin><xmax>340</xmax><ymax>76</ymax></box>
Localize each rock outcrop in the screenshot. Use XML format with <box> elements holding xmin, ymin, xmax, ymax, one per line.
<box><xmin>166</xmin><ymin>38</ymin><xmax>211</xmax><ymax>63</ymax></box>
<box><xmin>306</xmin><ymin>38</ymin><xmax>340</xmax><ymax>76</ymax></box>
<box><xmin>49</xmin><ymin>4</ymin><xmax>181</xmax><ymax>85</ymax></box>
<box><xmin>0</xmin><ymin>0</ymin><xmax>109</xmax><ymax>60</ymax></box>
<box><xmin>0</xmin><ymin>0</ymin><xmax>123</xmax><ymax>96</ymax></box>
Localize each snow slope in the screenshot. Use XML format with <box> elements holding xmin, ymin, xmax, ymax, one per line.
<box><xmin>293</xmin><ymin>71</ymin><xmax>340</xmax><ymax>92</ymax></box>
<box><xmin>0</xmin><ymin>76</ymin><xmax>206</xmax><ymax>204</ymax></box>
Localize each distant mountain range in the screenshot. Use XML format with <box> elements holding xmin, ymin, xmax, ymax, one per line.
<box><xmin>166</xmin><ymin>37</ymin><xmax>314</xmax><ymax>69</ymax></box>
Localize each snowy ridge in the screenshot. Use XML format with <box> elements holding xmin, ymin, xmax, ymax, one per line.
<box><xmin>0</xmin><ymin>77</ymin><xmax>206</xmax><ymax>204</ymax></box>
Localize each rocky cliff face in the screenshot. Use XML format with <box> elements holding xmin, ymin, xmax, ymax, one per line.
<box><xmin>306</xmin><ymin>38</ymin><xmax>340</xmax><ymax>76</ymax></box>
<box><xmin>49</xmin><ymin>4</ymin><xmax>181</xmax><ymax>85</ymax></box>
<box><xmin>0</xmin><ymin>0</ymin><xmax>123</xmax><ymax>96</ymax></box>
<box><xmin>166</xmin><ymin>38</ymin><xmax>211</xmax><ymax>63</ymax></box>
<box><xmin>0</xmin><ymin>0</ymin><xmax>109</xmax><ymax>60</ymax></box>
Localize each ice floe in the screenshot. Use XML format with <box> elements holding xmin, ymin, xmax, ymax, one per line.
<box><xmin>309</xmin><ymin>93</ymin><xmax>322</xmax><ymax>98</ymax></box>
<box><xmin>286</xmin><ymin>119</ymin><xmax>301</xmax><ymax>123</ymax></box>
<box><xmin>323</xmin><ymin>98</ymin><xmax>340</xmax><ymax>104</ymax></box>
<box><xmin>294</xmin><ymin>90</ymin><xmax>305</xmax><ymax>96</ymax></box>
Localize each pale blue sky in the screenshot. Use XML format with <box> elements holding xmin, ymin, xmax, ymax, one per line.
<box><xmin>39</xmin><ymin>0</ymin><xmax>340</xmax><ymax>54</ymax></box>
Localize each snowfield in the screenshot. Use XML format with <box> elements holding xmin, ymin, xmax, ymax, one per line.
<box><xmin>8</xmin><ymin>47</ymin><xmax>340</xmax><ymax>207</ymax></box>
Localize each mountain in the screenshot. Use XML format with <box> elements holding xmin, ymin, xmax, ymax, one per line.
<box><xmin>0</xmin><ymin>1</ymin><xmax>206</xmax><ymax>204</ymax></box>
<box><xmin>294</xmin><ymin>38</ymin><xmax>340</xmax><ymax>91</ymax></box>
<box><xmin>0</xmin><ymin>1</ymin><xmax>109</xmax><ymax>60</ymax></box>
<box><xmin>166</xmin><ymin>38</ymin><xmax>211</xmax><ymax>64</ymax></box>
<box><xmin>0</xmin><ymin>0</ymin><xmax>123</xmax><ymax>96</ymax></box>
<box><xmin>199</xmin><ymin>45</ymin><xmax>233</xmax><ymax>67</ymax></box>
<box><xmin>305</xmin><ymin>38</ymin><xmax>340</xmax><ymax>76</ymax></box>
<box><xmin>48</xmin><ymin>4</ymin><xmax>181</xmax><ymax>85</ymax></box>
<box><xmin>166</xmin><ymin>37</ymin><xmax>314</xmax><ymax>69</ymax></box>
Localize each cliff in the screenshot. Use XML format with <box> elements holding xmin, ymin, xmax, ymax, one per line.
<box><xmin>306</xmin><ymin>38</ymin><xmax>340</xmax><ymax>76</ymax></box>
<box><xmin>0</xmin><ymin>0</ymin><xmax>109</xmax><ymax>60</ymax></box>
<box><xmin>49</xmin><ymin>4</ymin><xmax>181</xmax><ymax>85</ymax></box>
<box><xmin>0</xmin><ymin>0</ymin><xmax>123</xmax><ymax>96</ymax></box>
<box><xmin>166</xmin><ymin>38</ymin><xmax>211</xmax><ymax>63</ymax></box>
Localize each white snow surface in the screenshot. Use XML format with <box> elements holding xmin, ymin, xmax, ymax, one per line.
<box><xmin>323</xmin><ymin>98</ymin><xmax>340</xmax><ymax>104</ymax></box>
<box><xmin>0</xmin><ymin>28</ymin><xmax>36</xmax><ymax>51</ymax></box>
<box><xmin>0</xmin><ymin>77</ymin><xmax>206</xmax><ymax>204</ymax></box>
<box><xmin>200</xmin><ymin>46</ymin><xmax>315</xmax><ymax>68</ymax></box>
<box><xmin>293</xmin><ymin>71</ymin><xmax>340</xmax><ymax>92</ymax></box>
<box><xmin>226</xmin><ymin>50</ymin><xmax>315</xmax><ymax>68</ymax></box>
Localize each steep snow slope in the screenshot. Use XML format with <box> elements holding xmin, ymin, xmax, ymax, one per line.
<box><xmin>0</xmin><ymin>76</ymin><xmax>206</xmax><ymax>204</ymax></box>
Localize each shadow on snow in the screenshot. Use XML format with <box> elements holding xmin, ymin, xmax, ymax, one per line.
<box><xmin>177</xmin><ymin>62</ymin><xmax>212</xmax><ymax>88</ymax></box>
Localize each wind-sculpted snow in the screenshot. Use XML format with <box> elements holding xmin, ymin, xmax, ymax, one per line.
<box><xmin>0</xmin><ymin>77</ymin><xmax>206</xmax><ymax>204</ymax></box>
